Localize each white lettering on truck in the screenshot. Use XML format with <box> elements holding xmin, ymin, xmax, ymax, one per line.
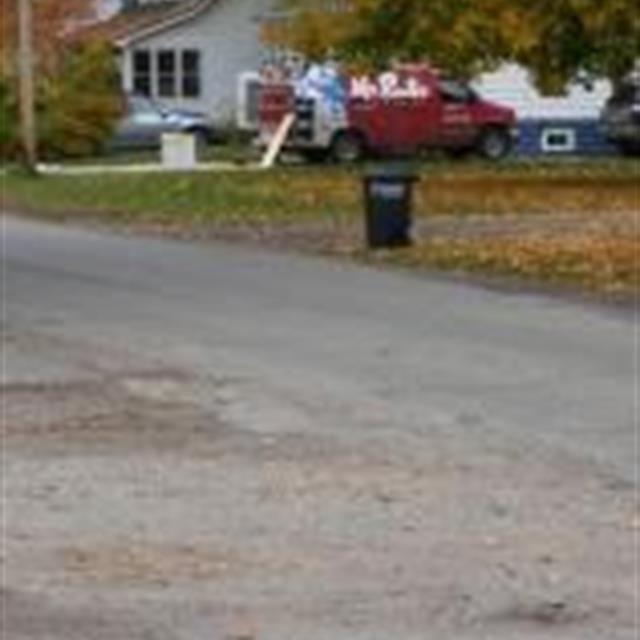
<box><xmin>350</xmin><ymin>72</ymin><xmax>431</xmax><ymax>101</ymax></box>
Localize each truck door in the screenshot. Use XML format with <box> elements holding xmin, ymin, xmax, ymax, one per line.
<box><xmin>350</xmin><ymin>69</ymin><xmax>437</xmax><ymax>154</ymax></box>
<box><xmin>436</xmin><ymin>80</ymin><xmax>477</xmax><ymax>148</ymax></box>
<box><xmin>379</xmin><ymin>94</ymin><xmax>428</xmax><ymax>154</ymax></box>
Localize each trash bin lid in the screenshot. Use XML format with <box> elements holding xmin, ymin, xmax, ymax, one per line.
<box><xmin>364</xmin><ymin>162</ymin><xmax>419</xmax><ymax>181</ymax></box>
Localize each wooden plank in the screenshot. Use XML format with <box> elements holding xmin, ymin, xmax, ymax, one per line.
<box><xmin>260</xmin><ymin>113</ymin><xmax>295</xmax><ymax>169</ymax></box>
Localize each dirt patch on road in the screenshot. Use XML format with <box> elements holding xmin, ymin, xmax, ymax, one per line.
<box><xmin>2</xmin><ymin>370</ymin><xmax>235</xmax><ymax>457</ymax></box>
<box><xmin>61</xmin><ymin>542</ymin><xmax>304</xmax><ymax>587</ymax></box>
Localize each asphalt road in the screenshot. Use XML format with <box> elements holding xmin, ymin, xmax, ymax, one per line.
<box><xmin>3</xmin><ymin>215</ymin><xmax>638</xmax><ymax>640</ymax></box>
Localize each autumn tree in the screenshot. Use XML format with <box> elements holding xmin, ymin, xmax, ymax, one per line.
<box><xmin>269</xmin><ymin>0</ymin><xmax>640</xmax><ymax>91</ymax></box>
<box><xmin>1</xmin><ymin>0</ymin><xmax>99</xmax><ymax>82</ymax></box>
<box><xmin>36</xmin><ymin>39</ymin><xmax>123</xmax><ymax>157</ymax></box>
<box><xmin>1</xmin><ymin>0</ymin><xmax>122</xmax><ymax>158</ymax></box>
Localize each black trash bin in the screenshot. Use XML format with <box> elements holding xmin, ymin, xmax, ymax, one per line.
<box><xmin>363</xmin><ymin>164</ymin><xmax>417</xmax><ymax>249</ymax></box>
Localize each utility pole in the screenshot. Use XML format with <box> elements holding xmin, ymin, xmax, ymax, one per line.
<box><xmin>17</xmin><ymin>0</ymin><xmax>37</xmax><ymax>172</ymax></box>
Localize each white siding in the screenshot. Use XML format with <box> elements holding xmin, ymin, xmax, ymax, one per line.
<box><xmin>473</xmin><ymin>64</ymin><xmax>612</xmax><ymax>120</ymax></box>
<box><xmin>123</xmin><ymin>0</ymin><xmax>272</xmax><ymax>122</ymax></box>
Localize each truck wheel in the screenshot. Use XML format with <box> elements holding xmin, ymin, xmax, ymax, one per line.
<box><xmin>331</xmin><ymin>131</ymin><xmax>365</xmax><ymax>163</ymax></box>
<box><xmin>478</xmin><ymin>128</ymin><xmax>511</xmax><ymax>160</ymax></box>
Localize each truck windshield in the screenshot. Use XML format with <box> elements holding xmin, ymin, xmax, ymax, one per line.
<box><xmin>439</xmin><ymin>80</ymin><xmax>476</xmax><ymax>104</ymax></box>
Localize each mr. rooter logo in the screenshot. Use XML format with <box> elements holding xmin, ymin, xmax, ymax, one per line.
<box><xmin>350</xmin><ymin>72</ymin><xmax>432</xmax><ymax>101</ymax></box>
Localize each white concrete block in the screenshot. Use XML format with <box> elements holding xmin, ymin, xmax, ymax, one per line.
<box><xmin>161</xmin><ymin>133</ymin><xmax>196</xmax><ymax>169</ymax></box>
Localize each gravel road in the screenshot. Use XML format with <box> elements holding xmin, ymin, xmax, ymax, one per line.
<box><xmin>2</xmin><ymin>215</ymin><xmax>637</xmax><ymax>639</ymax></box>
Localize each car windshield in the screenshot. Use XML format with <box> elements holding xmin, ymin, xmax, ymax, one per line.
<box><xmin>128</xmin><ymin>95</ymin><xmax>164</xmax><ymax>116</ymax></box>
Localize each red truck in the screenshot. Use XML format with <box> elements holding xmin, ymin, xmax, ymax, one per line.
<box><xmin>258</xmin><ymin>63</ymin><xmax>517</xmax><ymax>162</ymax></box>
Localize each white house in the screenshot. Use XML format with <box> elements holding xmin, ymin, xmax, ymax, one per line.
<box><xmin>91</xmin><ymin>0</ymin><xmax>275</xmax><ymax>123</ymax></box>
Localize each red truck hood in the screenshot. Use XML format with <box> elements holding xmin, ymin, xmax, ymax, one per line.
<box><xmin>477</xmin><ymin>100</ymin><xmax>517</xmax><ymax>124</ymax></box>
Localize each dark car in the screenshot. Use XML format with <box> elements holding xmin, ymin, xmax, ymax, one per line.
<box><xmin>107</xmin><ymin>95</ymin><xmax>217</xmax><ymax>151</ymax></box>
<box><xmin>600</xmin><ymin>73</ymin><xmax>640</xmax><ymax>156</ymax></box>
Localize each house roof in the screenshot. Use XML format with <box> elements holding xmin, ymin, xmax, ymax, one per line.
<box><xmin>73</xmin><ymin>0</ymin><xmax>218</xmax><ymax>47</ymax></box>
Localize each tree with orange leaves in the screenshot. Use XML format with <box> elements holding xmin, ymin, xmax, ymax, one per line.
<box><xmin>1</xmin><ymin>0</ymin><xmax>97</xmax><ymax>76</ymax></box>
<box><xmin>1</xmin><ymin>0</ymin><xmax>122</xmax><ymax>159</ymax></box>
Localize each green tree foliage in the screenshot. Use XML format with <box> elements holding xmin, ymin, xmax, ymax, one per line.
<box><xmin>37</xmin><ymin>40</ymin><xmax>123</xmax><ymax>158</ymax></box>
<box><xmin>1</xmin><ymin>40</ymin><xmax>122</xmax><ymax>160</ymax></box>
<box><xmin>271</xmin><ymin>0</ymin><xmax>640</xmax><ymax>91</ymax></box>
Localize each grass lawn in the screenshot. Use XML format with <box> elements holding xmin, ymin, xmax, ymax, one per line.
<box><xmin>3</xmin><ymin>159</ymin><xmax>639</xmax><ymax>298</ymax></box>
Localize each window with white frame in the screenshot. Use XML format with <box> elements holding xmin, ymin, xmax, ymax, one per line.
<box><xmin>181</xmin><ymin>50</ymin><xmax>201</xmax><ymax>98</ymax></box>
<box><xmin>131</xmin><ymin>48</ymin><xmax>201</xmax><ymax>99</ymax></box>
<box><xmin>540</xmin><ymin>127</ymin><xmax>577</xmax><ymax>153</ymax></box>
<box><xmin>132</xmin><ymin>49</ymin><xmax>152</xmax><ymax>96</ymax></box>
<box><xmin>157</xmin><ymin>50</ymin><xmax>177</xmax><ymax>97</ymax></box>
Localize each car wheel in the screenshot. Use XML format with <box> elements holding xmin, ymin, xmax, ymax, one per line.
<box><xmin>331</xmin><ymin>131</ymin><xmax>366</xmax><ymax>164</ymax></box>
<box><xmin>477</xmin><ymin>128</ymin><xmax>511</xmax><ymax>160</ymax></box>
